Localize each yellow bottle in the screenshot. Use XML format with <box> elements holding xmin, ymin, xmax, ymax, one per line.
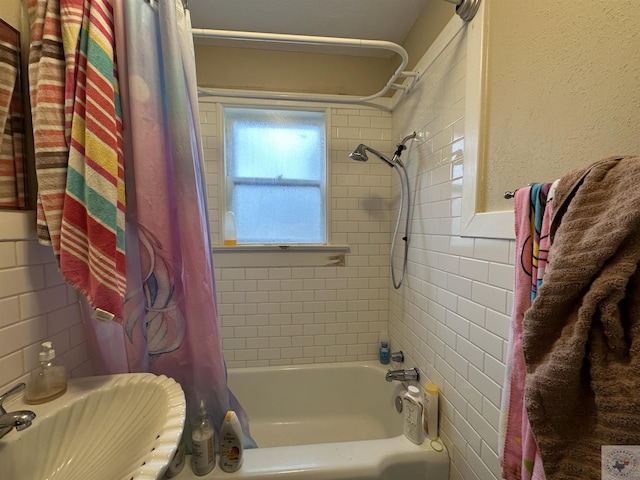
<box><xmin>423</xmin><ymin>382</ymin><xmax>439</xmax><ymax>440</ymax></box>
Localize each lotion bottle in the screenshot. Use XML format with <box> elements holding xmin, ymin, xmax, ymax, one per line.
<box><xmin>219</xmin><ymin>410</ymin><xmax>244</xmax><ymax>472</ymax></box>
<box><xmin>403</xmin><ymin>385</ymin><xmax>424</xmax><ymax>445</ymax></box>
<box><xmin>191</xmin><ymin>400</ymin><xmax>215</xmax><ymax>476</ymax></box>
<box><xmin>423</xmin><ymin>382</ymin><xmax>439</xmax><ymax>440</ymax></box>
<box><xmin>25</xmin><ymin>342</ymin><xmax>67</xmax><ymax>404</ymax></box>
<box><xmin>224</xmin><ymin>211</ymin><xmax>237</xmax><ymax>246</ymax></box>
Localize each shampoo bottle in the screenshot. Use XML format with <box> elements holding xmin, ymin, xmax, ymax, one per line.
<box><xmin>25</xmin><ymin>342</ymin><xmax>67</xmax><ymax>404</ymax></box>
<box><xmin>403</xmin><ymin>385</ymin><xmax>424</xmax><ymax>445</ymax></box>
<box><xmin>219</xmin><ymin>410</ymin><xmax>244</xmax><ymax>472</ymax></box>
<box><xmin>191</xmin><ymin>400</ymin><xmax>215</xmax><ymax>476</ymax></box>
<box><xmin>423</xmin><ymin>382</ymin><xmax>439</xmax><ymax>440</ymax></box>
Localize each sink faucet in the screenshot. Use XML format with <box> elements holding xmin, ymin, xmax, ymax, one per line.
<box><xmin>0</xmin><ymin>383</ymin><xmax>36</xmax><ymax>439</ymax></box>
<box><xmin>385</xmin><ymin>367</ymin><xmax>420</xmax><ymax>383</ymax></box>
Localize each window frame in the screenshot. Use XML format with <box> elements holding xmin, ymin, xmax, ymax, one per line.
<box><xmin>222</xmin><ymin>105</ymin><xmax>329</xmax><ymax>246</ymax></box>
<box><xmin>211</xmin><ymin>101</ymin><xmax>348</xmax><ymax>267</ymax></box>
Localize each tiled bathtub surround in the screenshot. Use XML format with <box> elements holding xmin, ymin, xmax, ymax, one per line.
<box><xmin>200</xmin><ymin>102</ymin><xmax>397</xmax><ymax>367</ymax></box>
<box><xmin>0</xmin><ymin>239</ymin><xmax>94</xmax><ymax>394</ymax></box>
<box><xmin>391</xmin><ymin>28</ymin><xmax>512</xmax><ymax>480</ymax></box>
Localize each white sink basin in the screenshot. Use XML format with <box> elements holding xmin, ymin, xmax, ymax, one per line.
<box><xmin>0</xmin><ymin>373</ymin><xmax>185</xmax><ymax>480</ymax></box>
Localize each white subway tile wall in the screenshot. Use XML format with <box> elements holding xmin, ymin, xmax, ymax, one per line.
<box><xmin>392</xmin><ymin>28</ymin><xmax>513</xmax><ymax>480</ymax></box>
<box><xmin>0</xmin><ymin>240</ymin><xmax>93</xmax><ymax>394</ymax></box>
<box><xmin>199</xmin><ymin>102</ymin><xmax>396</xmax><ymax>367</ymax></box>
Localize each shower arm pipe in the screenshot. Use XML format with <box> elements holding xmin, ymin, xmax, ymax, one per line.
<box><xmin>192</xmin><ymin>29</ymin><xmax>418</xmax><ymax>106</ymax></box>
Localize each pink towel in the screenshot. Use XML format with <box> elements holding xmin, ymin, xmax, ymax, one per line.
<box><xmin>500</xmin><ymin>184</ymin><xmax>554</xmax><ymax>480</ymax></box>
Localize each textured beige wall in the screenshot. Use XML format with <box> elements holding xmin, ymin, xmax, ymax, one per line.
<box><xmin>403</xmin><ymin>0</ymin><xmax>455</xmax><ymax>70</ymax></box>
<box><xmin>0</xmin><ymin>2</ymin><xmax>23</xmax><ymax>29</ymax></box>
<box><xmin>483</xmin><ymin>1</ymin><xmax>640</xmax><ymax>211</ymax></box>
<box><xmin>194</xmin><ymin>1</ymin><xmax>455</xmax><ymax>97</ymax></box>
<box><xmin>195</xmin><ymin>45</ymin><xmax>395</xmax><ymax>96</ymax></box>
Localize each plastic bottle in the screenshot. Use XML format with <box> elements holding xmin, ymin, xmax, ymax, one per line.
<box><xmin>191</xmin><ymin>400</ymin><xmax>215</xmax><ymax>476</ymax></box>
<box><xmin>219</xmin><ymin>410</ymin><xmax>244</xmax><ymax>472</ymax></box>
<box><xmin>163</xmin><ymin>435</ymin><xmax>185</xmax><ymax>478</ymax></box>
<box><xmin>403</xmin><ymin>385</ymin><xmax>424</xmax><ymax>445</ymax></box>
<box><xmin>423</xmin><ymin>382</ymin><xmax>439</xmax><ymax>440</ymax></box>
<box><xmin>379</xmin><ymin>331</ymin><xmax>390</xmax><ymax>365</ymax></box>
<box><xmin>25</xmin><ymin>342</ymin><xmax>67</xmax><ymax>404</ymax></box>
<box><xmin>224</xmin><ymin>211</ymin><xmax>237</xmax><ymax>246</ymax></box>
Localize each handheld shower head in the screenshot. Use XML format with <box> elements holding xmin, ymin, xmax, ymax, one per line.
<box><xmin>349</xmin><ymin>144</ymin><xmax>369</xmax><ymax>162</ymax></box>
<box><xmin>349</xmin><ymin>144</ymin><xmax>395</xmax><ymax>167</ymax></box>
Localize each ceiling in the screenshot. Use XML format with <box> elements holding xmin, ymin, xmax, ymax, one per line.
<box><xmin>187</xmin><ymin>0</ymin><xmax>432</xmax><ymax>45</ymax></box>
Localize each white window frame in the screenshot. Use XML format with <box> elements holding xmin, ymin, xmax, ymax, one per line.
<box><xmin>211</xmin><ymin>100</ymin><xmax>349</xmax><ymax>268</ymax></box>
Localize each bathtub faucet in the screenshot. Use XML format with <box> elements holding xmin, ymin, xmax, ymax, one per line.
<box><xmin>385</xmin><ymin>367</ymin><xmax>420</xmax><ymax>383</ymax></box>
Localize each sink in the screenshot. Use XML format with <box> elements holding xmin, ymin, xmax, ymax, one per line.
<box><xmin>0</xmin><ymin>373</ymin><xmax>185</xmax><ymax>480</ymax></box>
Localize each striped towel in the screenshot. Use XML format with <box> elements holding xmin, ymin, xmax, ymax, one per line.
<box><xmin>0</xmin><ymin>25</ymin><xmax>26</xmax><ymax>208</ymax></box>
<box><xmin>27</xmin><ymin>0</ymin><xmax>69</xmax><ymax>249</ymax></box>
<box><xmin>59</xmin><ymin>0</ymin><xmax>126</xmax><ymax>319</ymax></box>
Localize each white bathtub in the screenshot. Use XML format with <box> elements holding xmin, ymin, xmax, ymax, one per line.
<box><xmin>175</xmin><ymin>361</ymin><xmax>449</xmax><ymax>480</ymax></box>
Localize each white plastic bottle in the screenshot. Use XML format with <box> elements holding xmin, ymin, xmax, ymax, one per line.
<box><xmin>423</xmin><ymin>382</ymin><xmax>439</xmax><ymax>440</ymax></box>
<box><xmin>191</xmin><ymin>400</ymin><xmax>215</xmax><ymax>476</ymax></box>
<box><xmin>224</xmin><ymin>211</ymin><xmax>237</xmax><ymax>246</ymax></box>
<box><xmin>403</xmin><ymin>385</ymin><xmax>424</xmax><ymax>445</ymax></box>
<box><xmin>219</xmin><ymin>410</ymin><xmax>244</xmax><ymax>472</ymax></box>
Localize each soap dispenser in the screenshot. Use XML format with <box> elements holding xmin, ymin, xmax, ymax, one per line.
<box><xmin>25</xmin><ymin>341</ymin><xmax>67</xmax><ymax>404</ymax></box>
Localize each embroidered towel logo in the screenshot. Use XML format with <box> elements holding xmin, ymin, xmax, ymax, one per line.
<box><xmin>602</xmin><ymin>446</ymin><xmax>640</xmax><ymax>480</ymax></box>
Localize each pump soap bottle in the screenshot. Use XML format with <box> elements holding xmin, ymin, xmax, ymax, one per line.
<box><xmin>219</xmin><ymin>410</ymin><xmax>244</xmax><ymax>472</ymax></box>
<box><xmin>191</xmin><ymin>400</ymin><xmax>215</xmax><ymax>476</ymax></box>
<box><xmin>25</xmin><ymin>342</ymin><xmax>67</xmax><ymax>404</ymax></box>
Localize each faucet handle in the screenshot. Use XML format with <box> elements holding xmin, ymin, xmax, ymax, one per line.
<box><xmin>391</xmin><ymin>351</ymin><xmax>404</xmax><ymax>363</ymax></box>
<box><xmin>0</xmin><ymin>383</ymin><xmax>26</xmax><ymax>414</ymax></box>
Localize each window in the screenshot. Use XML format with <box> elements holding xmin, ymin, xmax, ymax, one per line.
<box><xmin>223</xmin><ymin>107</ymin><xmax>327</xmax><ymax>244</ymax></box>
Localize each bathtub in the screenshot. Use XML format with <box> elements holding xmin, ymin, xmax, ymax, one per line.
<box><xmin>174</xmin><ymin>361</ymin><xmax>449</xmax><ymax>479</ymax></box>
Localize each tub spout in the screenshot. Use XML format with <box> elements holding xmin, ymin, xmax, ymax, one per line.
<box><xmin>385</xmin><ymin>367</ymin><xmax>420</xmax><ymax>383</ymax></box>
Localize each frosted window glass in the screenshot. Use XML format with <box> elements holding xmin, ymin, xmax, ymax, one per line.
<box><xmin>224</xmin><ymin>107</ymin><xmax>327</xmax><ymax>244</ymax></box>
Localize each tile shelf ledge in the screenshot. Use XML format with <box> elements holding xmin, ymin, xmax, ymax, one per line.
<box><xmin>211</xmin><ymin>244</ymin><xmax>350</xmax><ymax>268</ymax></box>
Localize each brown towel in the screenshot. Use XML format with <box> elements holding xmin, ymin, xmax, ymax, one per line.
<box><xmin>523</xmin><ymin>156</ymin><xmax>640</xmax><ymax>480</ymax></box>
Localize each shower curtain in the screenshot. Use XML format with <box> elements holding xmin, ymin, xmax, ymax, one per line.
<box><xmin>114</xmin><ymin>0</ymin><xmax>252</xmax><ymax>445</ymax></box>
<box><xmin>28</xmin><ymin>0</ymin><xmax>252</xmax><ymax>446</ymax></box>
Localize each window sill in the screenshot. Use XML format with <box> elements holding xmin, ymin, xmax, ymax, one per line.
<box><xmin>211</xmin><ymin>244</ymin><xmax>350</xmax><ymax>268</ymax></box>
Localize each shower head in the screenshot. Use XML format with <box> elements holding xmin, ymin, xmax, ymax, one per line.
<box><xmin>349</xmin><ymin>144</ymin><xmax>395</xmax><ymax>167</ymax></box>
<box><xmin>349</xmin><ymin>132</ymin><xmax>417</xmax><ymax>168</ymax></box>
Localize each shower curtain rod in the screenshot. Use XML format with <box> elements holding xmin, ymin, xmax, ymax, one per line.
<box><xmin>192</xmin><ymin>28</ymin><xmax>418</xmax><ymax>109</ymax></box>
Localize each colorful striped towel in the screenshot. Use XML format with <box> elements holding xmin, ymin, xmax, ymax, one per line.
<box><xmin>59</xmin><ymin>0</ymin><xmax>126</xmax><ymax>319</ymax></box>
<box><xmin>27</xmin><ymin>0</ymin><xmax>69</xmax><ymax>249</ymax></box>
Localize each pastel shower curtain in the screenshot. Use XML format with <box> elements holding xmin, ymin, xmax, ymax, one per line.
<box><xmin>114</xmin><ymin>0</ymin><xmax>252</xmax><ymax>443</ymax></box>
<box><xmin>28</xmin><ymin>0</ymin><xmax>252</xmax><ymax>446</ymax></box>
